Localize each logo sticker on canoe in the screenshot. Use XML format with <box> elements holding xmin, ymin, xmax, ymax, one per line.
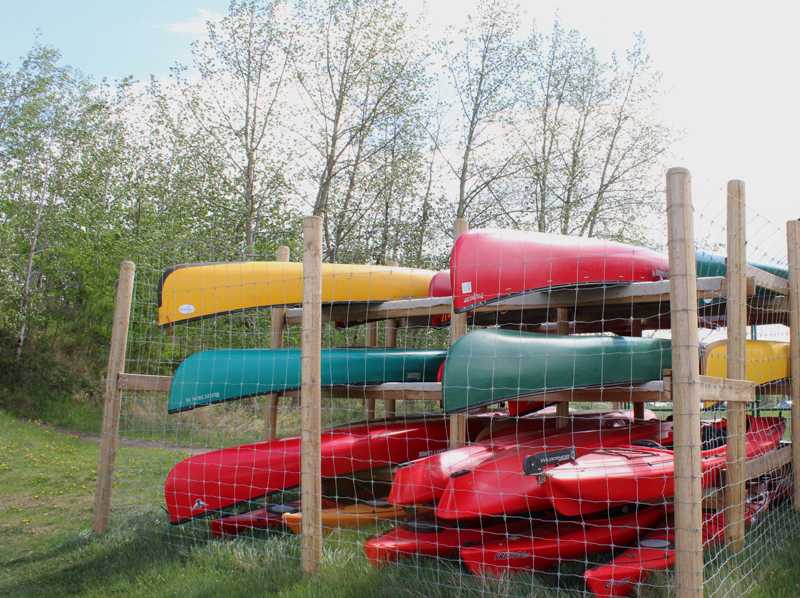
<box><xmin>178</xmin><ymin>304</ymin><xmax>196</xmax><ymax>315</ymax></box>
<box><xmin>192</xmin><ymin>499</ymin><xmax>209</xmax><ymax>510</ymax></box>
<box><xmin>523</xmin><ymin>448</ymin><xmax>576</xmax><ymax>475</ymax></box>
<box><xmin>461</xmin><ymin>281</ymin><xmax>472</xmax><ymax>293</ymax></box>
<box><xmin>494</xmin><ymin>552</ymin><xmax>531</xmax><ymax>561</ymax></box>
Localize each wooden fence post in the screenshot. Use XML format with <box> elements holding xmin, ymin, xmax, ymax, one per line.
<box><xmin>264</xmin><ymin>246</ymin><xmax>290</xmax><ymax>441</ymax></box>
<box><xmin>365</xmin><ymin>321</ymin><xmax>378</xmax><ymax>419</ymax></box>
<box><xmin>787</xmin><ymin>220</ymin><xmax>800</xmax><ymax>511</ymax></box>
<box><xmin>384</xmin><ymin>261</ymin><xmax>400</xmax><ymax>417</ymax></box>
<box><xmin>725</xmin><ymin>180</ymin><xmax>747</xmax><ymax>549</ymax></box>
<box><xmin>556</xmin><ymin>308</ymin><xmax>571</xmax><ymax>427</ymax></box>
<box><xmin>301</xmin><ymin>217</ymin><xmax>323</xmax><ymax>576</ymax></box>
<box><xmin>450</xmin><ymin>218</ymin><xmax>470</xmax><ymax>449</ymax></box>
<box><xmin>666</xmin><ymin>167</ymin><xmax>703</xmax><ymax>598</ymax></box>
<box><xmin>92</xmin><ymin>261</ymin><xmax>136</xmax><ymax>534</ymax></box>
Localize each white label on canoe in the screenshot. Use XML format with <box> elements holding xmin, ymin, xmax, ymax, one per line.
<box><xmin>461</xmin><ymin>281</ymin><xmax>472</xmax><ymax>293</ymax></box>
<box><xmin>178</xmin><ymin>304</ymin><xmax>196</xmax><ymax>315</ymax></box>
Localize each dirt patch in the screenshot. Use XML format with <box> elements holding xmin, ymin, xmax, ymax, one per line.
<box><xmin>39</xmin><ymin>424</ymin><xmax>210</xmax><ymax>455</ymax></box>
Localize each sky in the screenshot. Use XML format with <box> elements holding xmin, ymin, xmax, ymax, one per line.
<box><xmin>3</xmin><ymin>0</ymin><xmax>799</xmax><ymax>264</ymax></box>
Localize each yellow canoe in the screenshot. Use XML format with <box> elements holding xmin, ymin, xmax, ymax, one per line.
<box><xmin>281</xmin><ymin>500</ymin><xmax>434</xmax><ymax>535</ymax></box>
<box><xmin>703</xmin><ymin>339</ymin><xmax>790</xmax><ymax>405</ymax></box>
<box><xmin>158</xmin><ymin>262</ymin><xmax>436</xmax><ymax>327</ymax></box>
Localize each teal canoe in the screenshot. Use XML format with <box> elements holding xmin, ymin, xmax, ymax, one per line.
<box><xmin>169</xmin><ymin>348</ymin><xmax>447</xmax><ymax>413</ymax></box>
<box><xmin>441</xmin><ymin>330</ymin><xmax>671</xmax><ymax>413</ymax></box>
<box><xmin>696</xmin><ymin>252</ymin><xmax>788</xmax><ymax>280</ymax></box>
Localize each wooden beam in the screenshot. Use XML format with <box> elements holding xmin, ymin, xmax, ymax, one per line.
<box><xmin>450</xmin><ymin>218</ymin><xmax>469</xmax><ymax>450</ymax></box>
<box><xmin>93</xmin><ymin>261</ymin><xmax>136</xmax><ymax>535</ymax></box>
<box><xmin>384</xmin><ymin>261</ymin><xmax>399</xmax><ymax>417</ymax></box>
<box><xmin>283</xmin><ymin>277</ymin><xmax>730</xmax><ymax>325</ymax></box>
<box><xmin>746</xmin><ymin>264</ymin><xmax>789</xmax><ymax>296</ymax></box>
<box><xmin>666</xmin><ymin>167</ymin><xmax>703</xmax><ymax>598</ymax></box>
<box><xmin>117</xmin><ymin>373</ymin><xmax>172</xmax><ymax>393</ymax></box>
<box><xmin>697</xmin><ymin>376</ymin><xmax>755</xmax><ymax>403</ymax></box>
<box><xmin>725</xmin><ymin>179</ymin><xmax>747</xmax><ymax>550</ymax></box>
<box><xmin>265</xmin><ymin>245</ymin><xmax>290</xmax><ymax>441</ymax></box>
<box><xmin>787</xmin><ymin>219</ymin><xmax>800</xmax><ymax>512</ymax></box>
<box><xmin>300</xmin><ymin>217</ymin><xmax>322</xmax><ymax>576</ymax></box>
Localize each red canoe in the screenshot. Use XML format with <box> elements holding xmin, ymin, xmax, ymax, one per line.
<box><xmin>389</xmin><ymin>410</ymin><xmax>658</xmax><ymax>506</ymax></box>
<box><xmin>450</xmin><ymin>229</ymin><xmax>669</xmax><ymax>313</ymax></box>
<box><xmin>544</xmin><ymin>417</ymin><xmax>785</xmax><ymax>517</ymax></box>
<box><xmin>165</xmin><ymin>415</ymin><xmax>496</xmax><ymax>524</ymax></box>
<box><xmin>584</xmin><ymin>484</ymin><xmax>772</xmax><ymax>598</ymax></box>
<box><xmin>435</xmin><ymin>420</ymin><xmax>673</xmax><ymax>520</ymax></box>
<box><xmin>364</xmin><ymin>516</ymin><xmax>538</xmax><ymax>566</ymax></box>
<box><xmin>209</xmin><ymin>499</ymin><xmax>336</xmax><ymax>537</ymax></box>
<box><xmin>461</xmin><ymin>504</ymin><xmax>668</xmax><ymax>577</ymax></box>
<box><xmin>428</xmin><ymin>269</ymin><xmax>452</xmax><ymax>297</ymax></box>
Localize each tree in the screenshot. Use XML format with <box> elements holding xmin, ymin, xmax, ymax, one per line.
<box><xmin>508</xmin><ymin>25</ymin><xmax>674</xmax><ymax>242</ymax></box>
<box><xmin>293</xmin><ymin>0</ymin><xmax>429</xmax><ymax>262</ymax></box>
<box><xmin>158</xmin><ymin>0</ymin><xmax>296</xmax><ymax>260</ymax></box>
<box><xmin>0</xmin><ymin>42</ymin><xmax>112</xmax><ymax>358</ymax></box>
<box><xmin>440</xmin><ymin>0</ymin><xmax>524</xmax><ymax>221</ymax></box>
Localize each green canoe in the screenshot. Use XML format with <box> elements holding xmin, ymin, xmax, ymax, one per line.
<box><xmin>169</xmin><ymin>348</ymin><xmax>447</xmax><ymax>413</ymax></box>
<box><xmin>696</xmin><ymin>252</ymin><xmax>788</xmax><ymax>281</ymax></box>
<box><xmin>441</xmin><ymin>330</ymin><xmax>672</xmax><ymax>413</ymax></box>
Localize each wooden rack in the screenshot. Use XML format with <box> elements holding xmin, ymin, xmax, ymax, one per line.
<box><xmin>93</xmin><ymin>170</ymin><xmax>800</xmax><ymax>598</ymax></box>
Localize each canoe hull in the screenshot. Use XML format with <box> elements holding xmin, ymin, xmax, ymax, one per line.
<box><xmin>442</xmin><ymin>329</ymin><xmax>671</xmax><ymax>413</ymax></box>
<box><xmin>282</xmin><ymin>500</ymin><xmax>433</xmax><ymax>535</ymax></box>
<box><xmin>544</xmin><ymin>417</ymin><xmax>786</xmax><ymax>516</ymax></box>
<box><xmin>435</xmin><ymin>421</ymin><xmax>672</xmax><ymax>520</ymax></box>
<box><xmin>159</xmin><ymin>262</ymin><xmax>435</xmax><ymax>327</ymax></box>
<box><xmin>389</xmin><ymin>410</ymin><xmax>659</xmax><ymax>507</ymax></box>
<box><xmin>169</xmin><ymin>348</ymin><xmax>446</xmax><ymax>413</ymax></box>
<box><xmin>450</xmin><ymin>230</ymin><xmax>669</xmax><ymax>313</ymax></box>
<box><xmin>364</xmin><ymin>517</ymin><xmax>536</xmax><ymax>566</ymax></box>
<box><xmin>165</xmin><ymin>415</ymin><xmax>495</xmax><ymax>524</ymax></box>
<box><xmin>461</xmin><ymin>505</ymin><xmax>667</xmax><ymax>577</ymax></box>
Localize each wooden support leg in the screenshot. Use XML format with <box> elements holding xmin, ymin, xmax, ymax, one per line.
<box><xmin>264</xmin><ymin>245</ymin><xmax>290</xmax><ymax>440</ymax></box>
<box><xmin>787</xmin><ymin>220</ymin><xmax>800</xmax><ymax>511</ymax></box>
<box><xmin>92</xmin><ymin>261</ymin><xmax>136</xmax><ymax>535</ymax></box>
<box><xmin>725</xmin><ymin>180</ymin><xmax>747</xmax><ymax>550</ymax></box>
<box><xmin>556</xmin><ymin>308</ymin><xmax>571</xmax><ymax>427</ymax></box>
<box><xmin>301</xmin><ymin>217</ymin><xmax>322</xmax><ymax>576</ymax></box>
<box><xmin>365</xmin><ymin>321</ymin><xmax>378</xmax><ymax>419</ymax></box>
<box><xmin>449</xmin><ymin>218</ymin><xmax>470</xmax><ymax>449</ymax></box>
<box><xmin>666</xmin><ymin>167</ymin><xmax>703</xmax><ymax>598</ymax></box>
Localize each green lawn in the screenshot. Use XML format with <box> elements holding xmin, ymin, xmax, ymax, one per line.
<box><xmin>3</xmin><ymin>410</ymin><xmax>800</xmax><ymax>597</ymax></box>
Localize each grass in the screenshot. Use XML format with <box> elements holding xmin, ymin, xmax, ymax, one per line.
<box><xmin>4</xmin><ymin>409</ymin><xmax>800</xmax><ymax>598</ymax></box>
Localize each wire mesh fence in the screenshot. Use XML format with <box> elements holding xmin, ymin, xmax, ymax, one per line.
<box><xmin>98</xmin><ymin>171</ymin><xmax>800</xmax><ymax>597</ymax></box>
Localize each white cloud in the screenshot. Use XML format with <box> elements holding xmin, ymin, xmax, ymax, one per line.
<box><xmin>163</xmin><ymin>9</ymin><xmax>222</xmax><ymax>35</ymax></box>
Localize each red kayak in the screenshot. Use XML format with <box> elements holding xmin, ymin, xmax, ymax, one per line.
<box><xmin>584</xmin><ymin>483</ymin><xmax>772</xmax><ymax>597</ymax></box>
<box><xmin>544</xmin><ymin>416</ymin><xmax>785</xmax><ymax>517</ymax></box>
<box><xmin>364</xmin><ymin>516</ymin><xmax>540</xmax><ymax>566</ymax></box>
<box><xmin>461</xmin><ymin>504</ymin><xmax>668</xmax><ymax>577</ymax></box>
<box><xmin>435</xmin><ymin>420</ymin><xmax>673</xmax><ymax>520</ymax></box>
<box><xmin>165</xmin><ymin>415</ymin><xmax>496</xmax><ymax>524</ymax></box>
<box><xmin>451</xmin><ymin>229</ymin><xmax>669</xmax><ymax>313</ymax></box>
<box><xmin>389</xmin><ymin>410</ymin><xmax>658</xmax><ymax>506</ymax></box>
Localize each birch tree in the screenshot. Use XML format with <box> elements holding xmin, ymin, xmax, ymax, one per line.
<box><xmin>293</xmin><ymin>0</ymin><xmax>429</xmax><ymax>262</ymax></box>
<box><xmin>159</xmin><ymin>0</ymin><xmax>295</xmax><ymax>260</ymax></box>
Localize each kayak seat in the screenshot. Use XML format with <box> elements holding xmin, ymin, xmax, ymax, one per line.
<box><xmin>700</xmin><ymin>424</ymin><xmax>727</xmax><ymax>451</ymax></box>
<box><xmin>631</xmin><ymin>439</ymin><xmax>665</xmax><ymax>450</ymax></box>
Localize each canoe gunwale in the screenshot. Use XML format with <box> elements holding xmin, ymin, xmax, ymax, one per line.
<box><xmin>442</xmin><ymin>380</ymin><xmax>666</xmax><ymax>415</ymax></box>
<box><xmin>452</xmin><ymin>281</ymin><xmax>634</xmax><ymax>314</ymax></box>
